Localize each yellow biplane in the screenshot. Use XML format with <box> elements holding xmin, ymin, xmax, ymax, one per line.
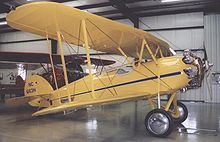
<box><xmin>5</xmin><ymin>2</ymin><xmax>210</xmax><ymax>137</ymax></box>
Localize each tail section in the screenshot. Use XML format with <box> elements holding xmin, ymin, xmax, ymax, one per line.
<box><xmin>6</xmin><ymin>75</ymin><xmax>53</xmax><ymax>107</ymax></box>
<box><xmin>24</xmin><ymin>75</ymin><xmax>54</xmax><ymax>107</ymax></box>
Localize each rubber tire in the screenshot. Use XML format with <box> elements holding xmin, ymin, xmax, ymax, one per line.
<box><xmin>172</xmin><ymin>102</ymin><xmax>188</xmax><ymax>124</ymax></box>
<box><xmin>145</xmin><ymin>109</ymin><xmax>174</xmax><ymax>137</ymax></box>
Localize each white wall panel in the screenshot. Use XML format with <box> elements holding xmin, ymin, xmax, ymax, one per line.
<box><xmin>204</xmin><ymin>14</ymin><xmax>220</xmax><ymax>103</ymax></box>
<box><xmin>0</xmin><ymin>31</ymin><xmax>43</xmax><ymax>41</ymax></box>
<box><xmin>0</xmin><ymin>41</ymin><xmax>49</xmax><ymax>53</ymax></box>
<box><xmin>156</xmin><ymin>15</ymin><xmax>176</xmax><ymax>28</ymax></box>
<box><xmin>140</xmin><ymin>12</ymin><xmax>203</xmax><ymax>30</ymax></box>
<box><xmin>150</xmin><ymin>29</ymin><xmax>204</xmax><ymax>50</ymax></box>
<box><xmin>0</xmin><ymin>31</ymin><xmax>48</xmax><ymax>53</ymax></box>
<box><xmin>175</xmin><ymin>13</ymin><xmax>203</xmax><ymax>27</ymax></box>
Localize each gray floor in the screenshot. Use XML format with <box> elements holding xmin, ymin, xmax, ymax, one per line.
<box><xmin>0</xmin><ymin>101</ymin><xmax>219</xmax><ymax>142</ymax></box>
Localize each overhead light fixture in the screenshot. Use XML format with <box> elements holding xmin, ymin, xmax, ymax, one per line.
<box><xmin>0</xmin><ymin>21</ymin><xmax>7</xmax><ymax>26</ymax></box>
<box><xmin>161</xmin><ymin>0</ymin><xmax>183</xmax><ymax>3</ymax></box>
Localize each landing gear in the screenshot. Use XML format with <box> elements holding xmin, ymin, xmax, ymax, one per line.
<box><xmin>170</xmin><ymin>101</ymin><xmax>188</xmax><ymax>124</ymax></box>
<box><xmin>145</xmin><ymin>109</ymin><xmax>174</xmax><ymax>137</ymax></box>
<box><xmin>145</xmin><ymin>93</ymin><xmax>189</xmax><ymax>137</ymax></box>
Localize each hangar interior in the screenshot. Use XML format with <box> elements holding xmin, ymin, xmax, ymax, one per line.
<box><xmin>0</xmin><ymin>0</ymin><xmax>220</xmax><ymax>142</ymax></box>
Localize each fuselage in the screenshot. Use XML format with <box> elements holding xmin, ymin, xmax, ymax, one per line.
<box><xmin>26</xmin><ymin>56</ymin><xmax>193</xmax><ymax>108</ymax></box>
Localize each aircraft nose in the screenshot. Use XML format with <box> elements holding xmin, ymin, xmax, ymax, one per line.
<box><xmin>182</xmin><ymin>50</ymin><xmax>205</xmax><ymax>89</ymax></box>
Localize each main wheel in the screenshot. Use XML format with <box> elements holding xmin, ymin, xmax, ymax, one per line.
<box><xmin>171</xmin><ymin>102</ymin><xmax>188</xmax><ymax>124</ymax></box>
<box><xmin>145</xmin><ymin>109</ymin><xmax>174</xmax><ymax>137</ymax></box>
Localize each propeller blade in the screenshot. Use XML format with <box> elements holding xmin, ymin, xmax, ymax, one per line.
<box><xmin>203</xmin><ymin>44</ymin><xmax>208</xmax><ymax>61</ymax></box>
<box><xmin>205</xmin><ymin>69</ymin><xmax>213</xmax><ymax>101</ymax></box>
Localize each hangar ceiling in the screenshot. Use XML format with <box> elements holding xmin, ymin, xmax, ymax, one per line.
<box><xmin>0</xmin><ymin>0</ymin><xmax>220</xmax><ymax>33</ymax></box>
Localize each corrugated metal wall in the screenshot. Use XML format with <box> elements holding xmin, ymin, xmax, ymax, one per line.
<box><xmin>204</xmin><ymin>14</ymin><xmax>220</xmax><ymax>103</ymax></box>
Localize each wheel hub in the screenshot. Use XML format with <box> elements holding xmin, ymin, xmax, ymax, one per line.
<box><xmin>172</xmin><ymin>106</ymin><xmax>184</xmax><ymax>119</ymax></box>
<box><xmin>148</xmin><ymin>113</ymin><xmax>169</xmax><ymax>135</ymax></box>
<box><xmin>177</xmin><ymin>106</ymin><xmax>184</xmax><ymax>118</ymax></box>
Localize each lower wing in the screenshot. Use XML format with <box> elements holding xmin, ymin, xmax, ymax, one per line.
<box><xmin>32</xmin><ymin>93</ymin><xmax>150</xmax><ymax>116</ymax></box>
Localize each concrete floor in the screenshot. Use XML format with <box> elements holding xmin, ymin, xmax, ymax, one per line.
<box><xmin>0</xmin><ymin>101</ymin><xmax>219</xmax><ymax>142</ymax></box>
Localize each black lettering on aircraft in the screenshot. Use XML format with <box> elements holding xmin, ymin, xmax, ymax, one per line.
<box><xmin>28</xmin><ymin>82</ymin><xmax>34</xmax><ymax>87</ymax></box>
<box><xmin>26</xmin><ymin>88</ymin><xmax>36</xmax><ymax>94</ymax></box>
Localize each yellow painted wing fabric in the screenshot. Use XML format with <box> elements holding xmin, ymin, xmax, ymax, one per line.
<box><xmin>6</xmin><ymin>2</ymin><xmax>172</xmax><ymax>59</ymax></box>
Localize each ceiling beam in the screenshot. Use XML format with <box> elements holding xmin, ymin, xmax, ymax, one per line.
<box><xmin>107</xmin><ymin>1</ymin><xmax>220</xmax><ymax>20</ymax></box>
<box><xmin>0</xmin><ymin>0</ymin><xmax>13</xmax><ymax>4</ymax></box>
<box><xmin>109</xmin><ymin>0</ymin><xmax>139</xmax><ymax>28</ymax></box>
<box><xmin>1</xmin><ymin>0</ymin><xmax>220</xmax><ymax>33</ymax></box>
<box><xmin>76</xmin><ymin>2</ymin><xmax>110</xmax><ymax>10</ymax></box>
<box><xmin>75</xmin><ymin>0</ymin><xmax>147</xmax><ymax>10</ymax></box>
<box><xmin>0</xmin><ymin>0</ymin><xmax>149</xmax><ymax>15</ymax></box>
<box><xmin>96</xmin><ymin>0</ymin><xmax>220</xmax><ymax>16</ymax></box>
<box><xmin>0</xmin><ymin>3</ymin><xmax>10</xmax><ymax>13</ymax></box>
<box><xmin>130</xmin><ymin>0</ymin><xmax>220</xmax><ymax>13</ymax></box>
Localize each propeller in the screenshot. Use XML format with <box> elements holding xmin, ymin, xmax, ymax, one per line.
<box><xmin>203</xmin><ymin>44</ymin><xmax>213</xmax><ymax>72</ymax></box>
<box><xmin>203</xmin><ymin>45</ymin><xmax>214</xmax><ymax>101</ymax></box>
<box><xmin>206</xmin><ymin>68</ymin><xmax>213</xmax><ymax>101</ymax></box>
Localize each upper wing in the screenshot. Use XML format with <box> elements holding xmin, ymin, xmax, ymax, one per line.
<box><xmin>0</xmin><ymin>52</ymin><xmax>115</xmax><ymax>66</ymax></box>
<box><xmin>6</xmin><ymin>2</ymin><xmax>172</xmax><ymax>59</ymax></box>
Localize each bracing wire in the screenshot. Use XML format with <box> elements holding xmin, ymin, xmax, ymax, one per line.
<box><xmin>139</xmin><ymin>20</ymin><xmax>183</xmax><ymax>50</ymax></box>
<box><xmin>59</xmin><ymin>18</ymin><xmax>177</xmax><ymax>97</ymax></box>
<box><xmin>61</xmin><ymin>34</ymin><xmax>93</xmax><ymax>97</ymax></box>
<box><xmin>85</xmin><ymin>18</ymin><xmax>172</xmax><ymax>91</ymax></box>
<box><xmin>86</xmin><ymin>27</ymin><xmax>119</xmax><ymax>96</ymax></box>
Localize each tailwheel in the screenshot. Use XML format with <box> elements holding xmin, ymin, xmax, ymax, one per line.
<box><xmin>145</xmin><ymin>109</ymin><xmax>174</xmax><ymax>137</ymax></box>
<box><xmin>170</xmin><ymin>101</ymin><xmax>188</xmax><ymax>124</ymax></box>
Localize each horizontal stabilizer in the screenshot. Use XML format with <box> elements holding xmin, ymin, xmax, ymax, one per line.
<box><xmin>5</xmin><ymin>94</ymin><xmax>51</xmax><ymax>106</ymax></box>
